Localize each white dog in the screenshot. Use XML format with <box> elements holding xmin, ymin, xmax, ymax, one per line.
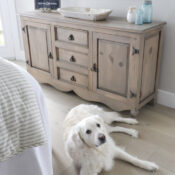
<box><xmin>63</xmin><ymin>104</ymin><xmax>158</xmax><ymax>175</ymax></box>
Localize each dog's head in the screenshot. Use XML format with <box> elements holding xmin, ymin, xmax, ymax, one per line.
<box><xmin>71</xmin><ymin>115</ymin><xmax>107</xmax><ymax>148</ymax></box>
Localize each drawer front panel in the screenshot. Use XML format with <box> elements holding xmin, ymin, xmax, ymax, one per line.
<box><xmin>59</xmin><ymin>69</ymin><xmax>88</xmax><ymax>88</ymax></box>
<box><xmin>59</xmin><ymin>49</ymin><xmax>88</xmax><ymax>68</ymax></box>
<box><xmin>57</xmin><ymin>27</ymin><xmax>88</xmax><ymax>46</ymax></box>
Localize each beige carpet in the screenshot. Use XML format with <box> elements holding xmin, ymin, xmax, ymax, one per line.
<box><xmin>15</xmin><ymin>61</ymin><xmax>175</xmax><ymax>175</ymax></box>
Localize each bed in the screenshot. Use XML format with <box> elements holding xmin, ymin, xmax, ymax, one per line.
<box><xmin>0</xmin><ymin>58</ymin><xmax>53</xmax><ymax>175</ymax></box>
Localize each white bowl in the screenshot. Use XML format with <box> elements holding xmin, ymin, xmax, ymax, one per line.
<box><xmin>58</xmin><ymin>7</ymin><xmax>112</xmax><ymax>21</ymax></box>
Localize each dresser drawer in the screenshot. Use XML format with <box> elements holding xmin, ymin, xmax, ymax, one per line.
<box><xmin>59</xmin><ymin>69</ymin><xmax>88</xmax><ymax>88</ymax></box>
<box><xmin>56</xmin><ymin>27</ymin><xmax>88</xmax><ymax>46</ymax></box>
<box><xmin>59</xmin><ymin>49</ymin><xmax>88</xmax><ymax>68</ymax></box>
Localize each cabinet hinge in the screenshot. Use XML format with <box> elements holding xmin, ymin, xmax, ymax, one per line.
<box><xmin>130</xmin><ymin>91</ymin><xmax>137</xmax><ymax>98</ymax></box>
<box><xmin>22</xmin><ymin>27</ymin><xmax>26</xmax><ymax>33</ymax></box>
<box><xmin>26</xmin><ymin>60</ymin><xmax>29</xmax><ymax>65</ymax></box>
<box><xmin>48</xmin><ymin>52</ymin><xmax>53</xmax><ymax>59</ymax></box>
<box><xmin>132</xmin><ymin>47</ymin><xmax>140</xmax><ymax>55</ymax></box>
<box><xmin>91</xmin><ymin>63</ymin><xmax>98</xmax><ymax>72</ymax></box>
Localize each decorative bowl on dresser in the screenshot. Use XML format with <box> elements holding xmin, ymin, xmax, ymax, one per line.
<box><xmin>20</xmin><ymin>11</ymin><xmax>166</xmax><ymax>115</ymax></box>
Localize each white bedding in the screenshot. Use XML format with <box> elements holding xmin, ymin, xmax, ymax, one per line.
<box><xmin>0</xmin><ymin>61</ymin><xmax>53</xmax><ymax>175</ymax></box>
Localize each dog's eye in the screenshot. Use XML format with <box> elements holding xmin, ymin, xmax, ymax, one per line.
<box><xmin>96</xmin><ymin>123</ymin><xmax>101</xmax><ymax>128</ymax></box>
<box><xmin>86</xmin><ymin>130</ymin><xmax>92</xmax><ymax>134</ymax></box>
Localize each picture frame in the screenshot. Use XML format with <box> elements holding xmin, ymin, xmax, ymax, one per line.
<box><xmin>35</xmin><ymin>0</ymin><xmax>60</xmax><ymax>10</ymax></box>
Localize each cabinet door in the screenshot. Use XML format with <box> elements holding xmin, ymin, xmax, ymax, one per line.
<box><xmin>22</xmin><ymin>21</ymin><xmax>52</xmax><ymax>74</ymax></box>
<box><xmin>92</xmin><ymin>32</ymin><xmax>139</xmax><ymax>101</ymax></box>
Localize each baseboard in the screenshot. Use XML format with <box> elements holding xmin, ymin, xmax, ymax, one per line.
<box><xmin>157</xmin><ymin>89</ymin><xmax>175</xmax><ymax>109</ymax></box>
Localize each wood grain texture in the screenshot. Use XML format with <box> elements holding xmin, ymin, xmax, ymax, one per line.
<box><xmin>51</xmin><ymin>25</ymin><xmax>58</xmax><ymax>79</ymax></box>
<box><xmin>56</xmin><ymin>27</ymin><xmax>88</xmax><ymax>46</ymax></box>
<box><xmin>20</xmin><ymin>11</ymin><xmax>166</xmax><ymax>33</ymax></box>
<box><xmin>58</xmin><ymin>48</ymin><xmax>88</xmax><ymax>68</ymax></box>
<box><xmin>98</xmin><ymin>39</ymin><xmax>129</xmax><ymax>96</ymax></box>
<box><xmin>20</xmin><ymin>12</ymin><xmax>165</xmax><ymax>115</ymax></box>
<box><xmin>26</xmin><ymin>22</ymin><xmax>52</xmax><ymax>72</ymax></box>
<box><xmin>140</xmin><ymin>34</ymin><xmax>159</xmax><ymax>101</ymax></box>
<box><xmin>28</xmin><ymin>26</ymin><xmax>49</xmax><ymax>71</ymax></box>
<box><xmin>58</xmin><ymin>68</ymin><xmax>88</xmax><ymax>88</ymax></box>
<box><xmin>21</xmin><ymin>21</ymin><xmax>31</xmax><ymax>66</ymax></box>
<box><xmin>55</xmin><ymin>40</ymin><xmax>88</xmax><ymax>54</ymax></box>
<box><xmin>57</xmin><ymin>61</ymin><xmax>88</xmax><ymax>75</ymax></box>
<box><xmin>154</xmin><ymin>29</ymin><xmax>164</xmax><ymax>104</ymax></box>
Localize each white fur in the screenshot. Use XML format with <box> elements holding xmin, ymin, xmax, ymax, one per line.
<box><xmin>63</xmin><ymin>104</ymin><xmax>159</xmax><ymax>175</ymax></box>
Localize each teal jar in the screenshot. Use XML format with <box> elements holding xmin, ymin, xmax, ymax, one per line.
<box><xmin>142</xmin><ymin>0</ymin><xmax>153</xmax><ymax>23</ymax></box>
<box><xmin>135</xmin><ymin>9</ymin><xmax>144</xmax><ymax>25</ymax></box>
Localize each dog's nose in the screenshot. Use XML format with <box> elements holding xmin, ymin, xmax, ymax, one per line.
<box><xmin>98</xmin><ymin>134</ymin><xmax>106</xmax><ymax>143</ymax></box>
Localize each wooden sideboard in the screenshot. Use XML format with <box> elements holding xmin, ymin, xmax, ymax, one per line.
<box><xmin>20</xmin><ymin>11</ymin><xmax>165</xmax><ymax>115</ymax></box>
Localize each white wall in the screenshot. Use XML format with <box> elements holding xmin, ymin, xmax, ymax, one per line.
<box><xmin>15</xmin><ymin>0</ymin><xmax>34</xmax><ymax>13</ymax></box>
<box><xmin>15</xmin><ymin>0</ymin><xmax>175</xmax><ymax>107</ymax></box>
<box><xmin>14</xmin><ymin>0</ymin><xmax>35</xmax><ymax>60</ymax></box>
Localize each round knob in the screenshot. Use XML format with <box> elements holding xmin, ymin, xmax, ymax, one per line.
<box><xmin>70</xmin><ymin>75</ymin><xmax>76</xmax><ymax>82</ymax></box>
<box><xmin>68</xmin><ymin>34</ymin><xmax>74</xmax><ymax>41</ymax></box>
<box><xmin>70</xmin><ymin>56</ymin><xmax>76</xmax><ymax>62</ymax></box>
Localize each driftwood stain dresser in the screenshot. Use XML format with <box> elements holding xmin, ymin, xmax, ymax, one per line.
<box><xmin>20</xmin><ymin>11</ymin><xmax>166</xmax><ymax>115</ymax></box>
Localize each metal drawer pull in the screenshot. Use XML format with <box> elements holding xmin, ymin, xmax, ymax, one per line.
<box><xmin>132</xmin><ymin>47</ymin><xmax>140</xmax><ymax>55</ymax></box>
<box><xmin>68</xmin><ymin>34</ymin><xmax>74</xmax><ymax>41</ymax></box>
<box><xmin>70</xmin><ymin>75</ymin><xmax>76</xmax><ymax>82</ymax></box>
<box><xmin>70</xmin><ymin>55</ymin><xmax>76</xmax><ymax>62</ymax></box>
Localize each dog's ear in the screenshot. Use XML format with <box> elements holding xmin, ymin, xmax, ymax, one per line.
<box><xmin>70</xmin><ymin>125</ymin><xmax>84</xmax><ymax>148</ymax></box>
<box><xmin>65</xmin><ymin>124</ymin><xmax>84</xmax><ymax>161</ymax></box>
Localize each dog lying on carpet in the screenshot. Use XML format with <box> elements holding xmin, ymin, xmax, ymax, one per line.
<box><xmin>63</xmin><ymin>104</ymin><xmax>158</xmax><ymax>175</ymax></box>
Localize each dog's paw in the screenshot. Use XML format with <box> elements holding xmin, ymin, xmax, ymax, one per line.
<box><xmin>143</xmin><ymin>161</ymin><xmax>159</xmax><ymax>171</ymax></box>
<box><xmin>127</xmin><ymin>118</ymin><xmax>138</xmax><ymax>125</ymax></box>
<box><xmin>129</xmin><ymin>129</ymin><xmax>139</xmax><ymax>138</ymax></box>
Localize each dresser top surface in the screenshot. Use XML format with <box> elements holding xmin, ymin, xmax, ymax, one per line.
<box><xmin>20</xmin><ymin>11</ymin><xmax>166</xmax><ymax>33</ymax></box>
